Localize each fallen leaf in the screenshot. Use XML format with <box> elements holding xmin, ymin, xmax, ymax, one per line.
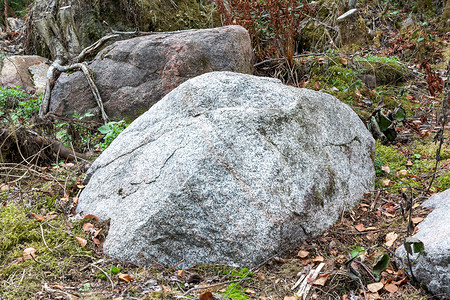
<box><xmin>283</xmin><ymin>296</ymin><xmax>297</xmax><ymax>300</ymax></box>
<box><xmin>392</xmin><ymin>276</ymin><xmax>408</xmax><ymax>285</ymax></box>
<box><xmin>382</xmin><ymin>178</ymin><xmax>391</xmax><ymax>187</ymax></box>
<box><xmin>381</xmin><ymin>165</ymin><xmax>390</xmax><ymax>173</ymax></box>
<box><xmin>177</xmin><ymin>270</ymin><xmax>184</xmax><ymax>277</ymax></box>
<box><xmin>366</xmin><ymin>291</ymin><xmax>381</xmax><ymax>299</ymax></box>
<box><xmin>30</xmin><ymin>213</ymin><xmax>46</xmax><ymax>222</ymax></box>
<box><xmin>365</xmin><ymin>227</ymin><xmax>379</xmax><ymax>231</ymax></box>
<box><xmin>84</xmin><ymin>214</ymin><xmax>99</xmax><ymax>221</ymax></box>
<box><xmin>341</xmin><ymin>57</ymin><xmax>348</xmax><ymax>65</ymax></box>
<box><xmin>312</xmin><ymin>256</ymin><xmax>324</xmax><ymax>263</ymax></box>
<box><xmin>92</xmin><ymin>238</ymin><xmax>101</xmax><ymax>245</ymax></box>
<box><xmin>52</xmin><ymin>285</ymin><xmax>64</xmax><ymax>290</ymax></box>
<box><xmin>297</xmin><ymin>250</ymin><xmax>310</xmax><ymax>258</ymax></box>
<box><xmin>93</xmin><ymin>228</ymin><xmax>102</xmax><ymax>238</ymax></box>
<box><xmin>398</xmin><ymin>170</ymin><xmax>408</xmax><ymax>176</ymax></box>
<box><xmin>82</xmin><ymin>223</ymin><xmax>94</xmax><ymax>232</ymax></box>
<box><xmin>384</xmin><ymin>283</ymin><xmax>398</xmax><ymax>293</ymax></box>
<box><xmin>246</xmin><ymin>288</ymin><xmax>256</xmax><ymax>294</ymax></box>
<box><xmin>406</xmin><ymin>160</ymin><xmax>413</xmax><ymax>167</ymax></box>
<box><xmin>199</xmin><ymin>291</ymin><xmax>214</xmax><ymax>300</ymax></box>
<box><xmin>412</xmin><ymin>217</ymin><xmax>424</xmax><ymax>224</ymax></box>
<box><xmin>367</xmin><ymin>282</ymin><xmax>384</xmax><ymax>293</ymax></box>
<box><xmin>118</xmin><ymin>273</ymin><xmax>134</xmax><ymax>282</ymax></box>
<box><xmin>313</xmin><ymin>273</ymin><xmax>330</xmax><ymax>286</ymax></box>
<box><xmin>385</xmin><ymin>232</ymin><xmax>398</xmax><ymax>247</ymax></box>
<box><xmin>257</xmin><ymin>273</ymin><xmax>266</xmax><ymax>280</ymax></box>
<box><xmin>313</xmin><ymin>81</ymin><xmax>321</xmax><ymax>90</ymax></box>
<box><xmin>383</xmin><ymin>212</ymin><xmax>396</xmax><ymax>218</ymax></box>
<box><xmin>355</xmin><ymin>224</ymin><xmax>366</xmax><ymax>232</ymax></box>
<box><xmin>76</xmin><ymin>237</ymin><xmax>87</xmax><ymax>247</ymax></box>
<box><xmin>23</xmin><ymin>247</ymin><xmax>36</xmax><ymax>260</ymax></box>
<box><xmin>73</xmin><ymin>197</ymin><xmax>79</xmax><ymax>204</ymax></box>
<box><xmin>0</xmin><ymin>183</ymin><xmax>8</xmax><ymax>191</ymax></box>
<box><xmin>342</xmin><ymin>295</ymin><xmax>349</xmax><ymax>300</ymax></box>
<box><xmin>301</xmin><ymin>259</ymin><xmax>311</xmax><ymax>265</ymax></box>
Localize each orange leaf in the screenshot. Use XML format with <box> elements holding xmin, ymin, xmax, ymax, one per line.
<box><xmin>177</xmin><ymin>270</ymin><xmax>184</xmax><ymax>277</ymax></box>
<box><xmin>355</xmin><ymin>224</ymin><xmax>366</xmax><ymax>232</ymax></box>
<box><xmin>341</xmin><ymin>57</ymin><xmax>348</xmax><ymax>65</ymax></box>
<box><xmin>93</xmin><ymin>238</ymin><xmax>101</xmax><ymax>245</ymax></box>
<box><xmin>257</xmin><ymin>273</ymin><xmax>266</xmax><ymax>280</ymax></box>
<box><xmin>93</xmin><ymin>228</ymin><xmax>102</xmax><ymax>238</ymax></box>
<box><xmin>392</xmin><ymin>276</ymin><xmax>408</xmax><ymax>285</ymax></box>
<box><xmin>118</xmin><ymin>273</ymin><xmax>134</xmax><ymax>282</ymax></box>
<box><xmin>313</xmin><ymin>273</ymin><xmax>330</xmax><ymax>286</ymax></box>
<box><xmin>382</xmin><ymin>178</ymin><xmax>391</xmax><ymax>187</ymax></box>
<box><xmin>30</xmin><ymin>213</ymin><xmax>46</xmax><ymax>222</ymax></box>
<box><xmin>301</xmin><ymin>259</ymin><xmax>311</xmax><ymax>265</ymax></box>
<box><xmin>76</xmin><ymin>236</ymin><xmax>87</xmax><ymax>247</ymax></box>
<box><xmin>384</xmin><ymin>283</ymin><xmax>398</xmax><ymax>293</ymax></box>
<box><xmin>73</xmin><ymin>197</ymin><xmax>79</xmax><ymax>204</ymax></box>
<box><xmin>313</xmin><ymin>81</ymin><xmax>321</xmax><ymax>90</ymax></box>
<box><xmin>52</xmin><ymin>284</ymin><xmax>64</xmax><ymax>290</ymax></box>
<box><xmin>199</xmin><ymin>291</ymin><xmax>214</xmax><ymax>300</ymax></box>
<box><xmin>82</xmin><ymin>223</ymin><xmax>94</xmax><ymax>232</ymax></box>
<box><xmin>381</xmin><ymin>165</ymin><xmax>390</xmax><ymax>173</ymax></box>
<box><xmin>297</xmin><ymin>250</ymin><xmax>310</xmax><ymax>258</ymax></box>
<box><xmin>365</xmin><ymin>227</ymin><xmax>379</xmax><ymax>231</ymax></box>
<box><xmin>84</xmin><ymin>214</ymin><xmax>99</xmax><ymax>221</ymax></box>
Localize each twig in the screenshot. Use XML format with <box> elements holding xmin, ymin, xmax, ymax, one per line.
<box><xmin>358</xmin><ymin>277</ymin><xmax>368</xmax><ymax>300</ymax></box>
<box><xmin>182</xmin><ymin>278</ymin><xmax>251</xmax><ymax>296</ymax></box>
<box><xmin>90</xmin><ymin>263</ymin><xmax>114</xmax><ymax>290</ymax></box>
<box><xmin>39</xmin><ymin>223</ymin><xmax>55</xmax><ymax>254</ymax></box>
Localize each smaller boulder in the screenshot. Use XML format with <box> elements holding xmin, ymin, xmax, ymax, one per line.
<box><xmin>336</xmin><ymin>9</ymin><xmax>370</xmax><ymax>47</ymax></box>
<box><xmin>395</xmin><ymin>189</ymin><xmax>450</xmax><ymax>298</ymax></box>
<box><xmin>0</xmin><ymin>55</ymin><xmax>49</xmax><ymax>94</ymax></box>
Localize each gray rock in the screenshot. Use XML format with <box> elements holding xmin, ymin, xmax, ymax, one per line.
<box><xmin>396</xmin><ymin>189</ymin><xmax>450</xmax><ymax>299</ymax></box>
<box><xmin>77</xmin><ymin>71</ymin><xmax>375</xmax><ymax>268</ymax></box>
<box><xmin>49</xmin><ymin>26</ymin><xmax>253</xmax><ymax>121</ymax></box>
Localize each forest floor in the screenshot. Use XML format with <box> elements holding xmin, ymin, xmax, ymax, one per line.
<box><xmin>1</xmin><ymin>1</ymin><xmax>449</xmax><ymax>299</ymax></box>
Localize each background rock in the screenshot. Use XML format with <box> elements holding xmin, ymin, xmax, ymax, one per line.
<box><xmin>0</xmin><ymin>55</ymin><xmax>49</xmax><ymax>94</ymax></box>
<box><xmin>77</xmin><ymin>71</ymin><xmax>375</xmax><ymax>268</ymax></box>
<box><xmin>49</xmin><ymin>26</ymin><xmax>253</xmax><ymax>121</ymax></box>
<box><xmin>396</xmin><ymin>189</ymin><xmax>450</xmax><ymax>298</ymax></box>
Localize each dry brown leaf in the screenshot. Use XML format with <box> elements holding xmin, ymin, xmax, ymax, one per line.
<box><xmin>382</xmin><ymin>178</ymin><xmax>391</xmax><ymax>187</ymax></box>
<box><xmin>313</xmin><ymin>81</ymin><xmax>321</xmax><ymax>90</ymax></box>
<box><xmin>73</xmin><ymin>197</ymin><xmax>79</xmax><ymax>204</ymax></box>
<box><xmin>406</xmin><ymin>160</ymin><xmax>413</xmax><ymax>167</ymax></box>
<box><xmin>355</xmin><ymin>224</ymin><xmax>366</xmax><ymax>232</ymax></box>
<box><xmin>76</xmin><ymin>236</ymin><xmax>87</xmax><ymax>247</ymax></box>
<box><xmin>367</xmin><ymin>282</ymin><xmax>384</xmax><ymax>293</ymax></box>
<box><xmin>342</xmin><ymin>295</ymin><xmax>349</xmax><ymax>300</ymax></box>
<box><xmin>381</xmin><ymin>165</ymin><xmax>390</xmax><ymax>173</ymax></box>
<box><xmin>93</xmin><ymin>238</ymin><xmax>101</xmax><ymax>245</ymax></box>
<box><xmin>365</xmin><ymin>227</ymin><xmax>379</xmax><ymax>231</ymax></box>
<box><xmin>118</xmin><ymin>273</ymin><xmax>134</xmax><ymax>282</ymax></box>
<box><xmin>392</xmin><ymin>276</ymin><xmax>408</xmax><ymax>285</ymax></box>
<box><xmin>84</xmin><ymin>214</ymin><xmax>99</xmax><ymax>221</ymax></box>
<box><xmin>384</xmin><ymin>283</ymin><xmax>398</xmax><ymax>293</ymax></box>
<box><xmin>52</xmin><ymin>285</ymin><xmax>64</xmax><ymax>290</ymax></box>
<box><xmin>257</xmin><ymin>273</ymin><xmax>266</xmax><ymax>281</ymax></box>
<box><xmin>199</xmin><ymin>291</ymin><xmax>214</xmax><ymax>300</ymax></box>
<box><xmin>412</xmin><ymin>217</ymin><xmax>424</xmax><ymax>224</ymax></box>
<box><xmin>398</xmin><ymin>170</ymin><xmax>408</xmax><ymax>176</ymax></box>
<box><xmin>283</xmin><ymin>297</ymin><xmax>297</xmax><ymax>300</ymax></box>
<box><xmin>313</xmin><ymin>273</ymin><xmax>330</xmax><ymax>286</ymax></box>
<box><xmin>341</xmin><ymin>57</ymin><xmax>348</xmax><ymax>65</ymax></box>
<box><xmin>245</xmin><ymin>288</ymin><xmax>256</xmax><ymax>294</ymax></box>
<box><xmin>30</xmin><ymin>213</ymin><xmax>46</xmax><ymax>222</ymax></box>
<box><xmin>301</xmin><ymin>259</ymin><xmax>311</xmax><ymax>265</ymax></box>
<box><xmin>297</xmin><ymin>250</ymin><xmax>310</xmax><ymax>258</ymax></box>
<box><xmin>93</xmin><ymin>228</ymin><xmax>102</xmax><ymax>238</ymax></box>
<box><xmin>312</xmin><ymin>256</ymin><xmax>324</xmax><ymax>263</ymax></box>
<box><xmin>383</xmin><ymin>212</ymin><xmax>396</xmax><ymax>218</ymax></box>
<box><xmin>385</xmin><ymin>232</ymin><xmax>398</xmax><ymax>247</ymax></box>
<box><xmin>82</xmin><ymin>223</ymin><xmax>94</xmax><ymax>232</ymax></box>
<box><xmin>23</xmin><ymin>247</ymin><xmax>36</xmax><ymax>260</ymax></box>
<box><xmin>366</xmin><ymin>292</ymin><xmax>381</xmax><ymax>299</ymax></box>
<box><xmin>0</xmin><ymin>183</ymin><xmax>9</xmax><ymax>191</ymax></box>
<box><xmin>177</xmin><ymin>270</ymin><xmax>184</xmax><ymax>277</ymax></box>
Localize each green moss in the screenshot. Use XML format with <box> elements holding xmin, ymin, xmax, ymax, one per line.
<box><xmin>355</xmin><ymin>55</ymin><xmax>406</xmax><ymax>85</ymax></box>
<box><xmin>437</xmin><ymin>171</ymin><xmax>450</xmax><ymax>190</ymax></box>
<box><xmin>375</xmin><ymin>141</ymin><xmax>406</xmax><ymax>173</ymax></box>
<box><xmin>0</xmin><ymin>202</ymin><xmax>93</xmax><ymax>298</ymax></box>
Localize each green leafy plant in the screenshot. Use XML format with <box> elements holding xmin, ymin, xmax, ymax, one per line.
<box><xmin>96</xmin><ymin>120</ymin><xmax>128</xmax><ymax>150</ymax></box>
<box><xmin>98</xmin><ymin>266</ymin><xmax>122</xmax><ymax>280</ymax></box>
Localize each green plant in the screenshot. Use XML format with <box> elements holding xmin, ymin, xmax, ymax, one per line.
<box><xmin>96</xmin><ymin>120</ymin><xmax>128</xmax><ymax>150</ymax></box>
<box><xmin>98</xmin><ymin>265</ymin><xmax>122</xmax><ymax>280</ymax></box>
<box><xmin>0</xmin><ymin>87</ymin><xmax>40</xmax><ymax>121</ymax></box>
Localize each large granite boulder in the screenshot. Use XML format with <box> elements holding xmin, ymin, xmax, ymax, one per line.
<box><xmin>48</xmin><ymin>26</ymin><xmax>253</xmax><ymax>121</ymax></box>
<box><xmin>76</xmin><ymin>72</ymin><xmax>375</xmax><ymax>268</ymax></box>
<box><xmin>0</xmin><ymin>55</ymin><xmax>49</xmax><ymax>94</ymax></box>
<box><xmin>396</xmin><ymin>189</ymin><xmax>450</xmax><ymax>298</ymax></box>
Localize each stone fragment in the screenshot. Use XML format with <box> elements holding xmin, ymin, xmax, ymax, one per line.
<box><xmin>336</xmin><ymin>9</ymin><xmax>370</xmax><ymax>46</ymax></box>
